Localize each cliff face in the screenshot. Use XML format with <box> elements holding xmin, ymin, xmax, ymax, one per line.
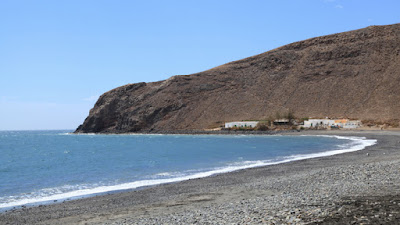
<box><xmin>75</xmin><ymin>24</ymin><xmax>400</xmax><ymax>133</ymax></box>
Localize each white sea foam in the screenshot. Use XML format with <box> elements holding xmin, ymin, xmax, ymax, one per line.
<box><xmin>153</xmin><ymin>172</ymin><xmax>185</xmax><ymax>178</ymax></box>
<box><xmin>155</xmin><ymin>172</ymin><xmax>173</xmax><ymax>176</ymax></box>
<box><xmin>0</xmin><ymin>135</ymin><xmax>376</xmax><ymax>210</ymax></box>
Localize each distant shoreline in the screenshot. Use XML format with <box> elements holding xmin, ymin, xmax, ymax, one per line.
<box><xmin>73</xmin><ymin>127</ymin><xmax>400</xmax><ymax>135</ymax></box>
<box><xmin>73</xmin><ymin>129</ymin><xmax>301</xmax><ymax>135</ymax></box>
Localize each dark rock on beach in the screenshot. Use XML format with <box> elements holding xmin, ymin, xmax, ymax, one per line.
<box><xmin>75</xmin><ymin>23</ymin><xmax>400</xmax><ymax>133</ymax></box>
<box><xmin>305</xmin><ymin>195</ymin><xmax>400</xmax><ymax>224</ymax></box>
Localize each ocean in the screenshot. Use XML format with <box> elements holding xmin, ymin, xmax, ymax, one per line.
<box><xmin>0</xmin><ymin>130</ymin><xmax>376</xmax><ymax>210</ymax></box>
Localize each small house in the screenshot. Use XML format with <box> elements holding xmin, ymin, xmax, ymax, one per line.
<box><xmin>225</xmin><ymin>121</ymin><xmax>259</xmax><ymax>129</ymax></box>
<box><xmin>273</xmin><ymin>119</ymin><xmax>290</xmax><ymax>125</ymax></box>
<box><xmin>303</xmin><ymin>119</ymin><xmax>335</xmax><ymax>128</ymax></box>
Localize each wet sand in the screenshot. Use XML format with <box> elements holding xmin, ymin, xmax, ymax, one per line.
<box><xmin>1</xmin><ymin>130</ymin><xmax>400</xmax><ymax>224</ymax></box>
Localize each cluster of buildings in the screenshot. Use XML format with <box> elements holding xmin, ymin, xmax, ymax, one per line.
<box><xmin>302</xmin><ymin>119</ymin><xmax>362</xmax><ymax>129</ymax></box>
<box><xmin>224</xmin><ymin>118</ymin><xmax>362</xmax><ymax>129</ymax></box>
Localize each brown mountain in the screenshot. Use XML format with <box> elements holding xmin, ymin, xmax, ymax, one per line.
<box><xmin>75</xmin><ymin>23</ymin><xmax>400</xmax><ymax>133</ymax></box>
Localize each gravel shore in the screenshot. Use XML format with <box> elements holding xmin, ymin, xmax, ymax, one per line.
<box><xmin>1</xmin><ymin>130</ymin><xmax>400</xmax><ymax>224</ymax></box>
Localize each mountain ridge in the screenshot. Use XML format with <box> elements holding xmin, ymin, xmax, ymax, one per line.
<box><xmin>75</xmin><ymin>23</ymin><xmax>400</xmax><ymax>133</ymax></box>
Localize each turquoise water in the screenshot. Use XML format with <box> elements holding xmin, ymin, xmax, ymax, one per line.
<box><xmin>0</xmin><ymin>130</ymin><xmax>376</xmax><ymax>209</ymax></box>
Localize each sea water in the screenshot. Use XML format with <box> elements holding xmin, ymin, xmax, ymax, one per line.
<box><xmin>0</xmin><ymin>130</ymin><xmax>376</xmax><ymax>210</ymax></box>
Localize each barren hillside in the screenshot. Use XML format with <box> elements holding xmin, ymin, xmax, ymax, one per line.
<box><xmin>75</xmin><ymin>23</ymin><xmax>400</xmax><ymax>133</ymax></box>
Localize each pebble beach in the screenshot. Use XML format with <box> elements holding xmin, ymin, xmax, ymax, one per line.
<box><xmin>1</xmin><ymin>130</ymin><xmax>400</xmax><ymax>224</ymax></box>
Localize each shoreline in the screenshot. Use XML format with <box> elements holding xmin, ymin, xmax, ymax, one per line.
<box><xmin>72</xmin><ymin>129</ymin><xmax>302</xmax><ymax>135</ymax></box>
<box><xmin>1</xmin><ymin>130</ymin><xmax>400</xmax><ymax>224</ymax></box>
<box><xmin>0</xmin><ymin>133</ymin><xmax>375</xmax><ymax>211</ymax></box>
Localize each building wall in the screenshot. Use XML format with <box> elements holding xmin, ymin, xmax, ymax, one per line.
<box><xmin>303</xmin><ymin>119</ymin><xmax>335</xmax><ymax>128</ymax></box>
<box><xmin>343</xmin><ymin>121</ymin><xmax>362</xmax><ymax>129</ymax></box>
<box><xmin>225</xmin><ymin>121</ymin><xmax>259</xmax><ymax>128</ymax></box>
<box><xmin>334</xmin><ymin>119</ymin><xmax>348</xmax><ymax>128</ymax></box>
<box><xmin>303</xmin><ymin>119</ymin><xmax>362</xmax><ymax>129</ymax></box>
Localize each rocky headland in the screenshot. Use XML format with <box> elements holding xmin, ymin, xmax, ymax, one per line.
<box><xmin>75</xmin><ymin>23</ymin><xmax>400</xmax><ymax>133</ymax></box>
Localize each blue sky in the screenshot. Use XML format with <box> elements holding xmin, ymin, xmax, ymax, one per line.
<box><xmin>1</xmin><ymin>0</ymin><xmax>399</xmax><ymax>130</ymax></box>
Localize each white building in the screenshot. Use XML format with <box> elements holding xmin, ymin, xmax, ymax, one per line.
<box><xmin>303</xmin><ymin>119</ymin><xmax>362</xmax><ymax>129</ymax></box>
<box><xmin>343</xmin><ymin>120</ymin><xmax>362</xmax><ymax>129</ymax></box>
<box><xmin>303</xmin><ymin>119</ymin><xmax>335</xmax><ymax>128</ymax></box>
<box><xmin>225</xmin><ymin>121</ymin><xmax>259</xmax><ymax>129</ymax></box>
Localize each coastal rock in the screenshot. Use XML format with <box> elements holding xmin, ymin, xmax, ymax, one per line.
<box><xmin>75</xmin><ymin>23</ymin><xmax>400</xmax><ymax>133</ymax></box>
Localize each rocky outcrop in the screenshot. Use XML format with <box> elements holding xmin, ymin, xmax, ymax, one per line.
<box><xmin>75</xmin><ymin>23</ymin><xmax>400</xmax><ymax>133</ymax></box>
